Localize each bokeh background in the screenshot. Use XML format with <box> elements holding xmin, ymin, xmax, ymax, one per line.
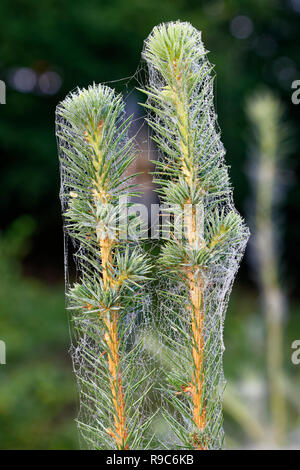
<box><xmin>0</xmin><ymin>0</ymin><xmax>299</xmax><ymax>449</ymax></box>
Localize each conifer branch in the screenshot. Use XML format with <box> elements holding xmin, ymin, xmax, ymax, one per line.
<box><xmin>142</xmin><ymin>22</ymin><xmax>249</xmax><ymax>449</ymax></box>
<box><xmin>56</xmin><ymin>84</ymin><xmax>152</xmax><ymax>449</ymax></box>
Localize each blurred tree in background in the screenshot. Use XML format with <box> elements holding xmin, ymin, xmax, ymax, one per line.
<box><xmin>0</xmin><ymin>0</ymin><xmax>299</xmax><ymax>449</ymax></box>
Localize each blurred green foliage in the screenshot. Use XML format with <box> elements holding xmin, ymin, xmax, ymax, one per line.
<box><xmin>0</xmin><ymin>0</ymin><xmax>299</xmax><ymax>449</ymax></box>
<box><xmin>0</xmin><ymin>218</ymin><xmax>77</xmax><ymax>449</ymax></box>
<box><xmin>224</xmin><ymin>287</ymin><xmax>300</xmax><ymax>448</ymax></box>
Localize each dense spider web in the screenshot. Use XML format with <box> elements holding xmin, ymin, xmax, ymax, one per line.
<box><xmin>55</xmin><ymin>22</ymin><xmax>249</xmax><ymax>450</ymax></box>
<box><xmin>139</xmin><ymin>22</ymin><xmax>250</xmax><ymax>449</ymax></box>
<box><xmin>55</xmin><ymin>82</ymin><xmax>158</xmax><ymax>449</ymax></box>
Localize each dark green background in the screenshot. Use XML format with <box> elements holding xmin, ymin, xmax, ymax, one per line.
<box><xmin>0</xmin><ymin>0</ymin><xmax>299</xmax><ymax>449</ymax></box>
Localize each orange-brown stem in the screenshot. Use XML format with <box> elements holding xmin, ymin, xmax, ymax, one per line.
<box><xmin>172</xmin><ymin>63</ymin><xmax>207</xmax><ymax>448</ymax></box>
<box><xmin>99</xmin><ymin>237</ymin><xmax>113</xmax><ymax>290</ymax></box>
<box><xmin>100</xmin><ymin>237</ymin><xmax>128</xmax><ymax>450</ymax></box>
<box><xmin>85</xmin><ymin>120</ymin><xmax>129</xmax><ymax>449</ymax></box>
<box><xmin>103</xmin><ymin>311</ymin><xmax>128</xmax><ymax>449</ymax></box>
<box><xmin>188</xmin><ymin>272</ymin><xmax>206</xmax><ymax>449</ymax></box>
<box><xmin>185</xmin><ymin>208</ymin><xmax>206</xmax><ymax>448</ymax></box>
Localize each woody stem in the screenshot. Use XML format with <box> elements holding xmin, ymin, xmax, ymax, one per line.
<box><xmin>88</xmin><ymin>123</ymin><xmax>128</xmax><ymax>450</ymax></box>
<box><xmin>173</xmin><ymin>69</ymin><xmax>206</xmax><ymax>446</ymax></box>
